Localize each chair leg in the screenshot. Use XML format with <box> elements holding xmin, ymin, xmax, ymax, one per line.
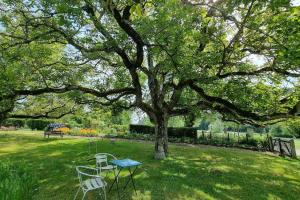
<box><xmin>114</xmin><ymin>169</ymin><xmax>119</xmax><ymax>182</ymax></box>
<box><xmin>102</xmin><ymin>187</ymin><xmax>107</xmax><ymax>200</ymax></box>
<box><xmin>73</xmin><ymin>187</ymin><xmax>81</xmax><ymax>200</ymax></box>
<box><xmin>81</xmin><ymin>191</ymin><xmax>86</xmax><ymax>200</ymax></box>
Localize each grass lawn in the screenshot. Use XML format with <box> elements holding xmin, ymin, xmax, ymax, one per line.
<box><xmin>1</xmin><ymin>130</ymin><xmax>300</xmax><ymax>200</ymax></box>
<box><xmin>295</xmin><ymin>139</ymin><xmax>300</xmax><ymax>156</ymax></box>
<box><xmin>295</xmin><ymin>139</ymin><xmax>300</xmax><ymax>149</ymax></box>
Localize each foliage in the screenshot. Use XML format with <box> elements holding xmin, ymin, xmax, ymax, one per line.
<box><xmin>26</xmin><ymin>120</ymin><xmax>53</xmax><ymax>130</ymax></box>
<box><xmin>1</xmin><ymin>119</ymin><xmax>25</xmax><ymax>128</ymax></box>
<box><xmin>55</xmin><ymin>127</ymin><xmax>70</xmax><ymax>134</ymax></box>
<box><xmin>130</xmin><ymin>124</ymin><xmax>199</xmax><ymax>140</ymax></box>
<box><xmin>127</xmin><ymin>125</ymin><xmax>268</xmax><ymax>149</ymax></box>
<box><xmin>168</xmin><ymin>116</ymin><xmax>185</xmax><ymax>127</ymax></box>
<box><xmin>0</xmin><ymin>161</ymin><xmax>38</xmax><ymax>200</ymax></box>
<box><xmin>198</xmin><ymin>119</ymin><xmax>210</xmax><ymax>130</ymax></box>
<box><xmin>285</xmin><ymin>119</ymin><xmax>300</xmax><ymax>138</ymax></box>
<box><xmin>79</xmin><ymin>128</ymin><xmax>97</xmax><ymax>134</ymax></box>
<box><xmin>210</xmin><ymin>119</ymin><xmax>224</xmax><ymax>133</ymax></box>
<box><xmin>0</xmin><ymin>0</ymin><xmax>299</xmax><ymax>158</ymax></box>
<box><xmin>68</xmin><ymin>128</ymin><xmax>98</xmax><ymax>137</ymax></box>
<box><xmin>129</xmin><ymin>124</ymin><xmax>155</xmax><ymax>135</ymax></box>
<box><xmin>110</xmin><ymin>124</ymin><xmax>128</xmax><ymax>133</ymax></box>
<box><xmin>60</xmin><ymin>109</ymin><xmax>130</xmax><ymax>130</ymax></box>
<box><xmin>269</xmin><ymin>122</ymin><xmax>297</xmax><ymax>138</ymax></box>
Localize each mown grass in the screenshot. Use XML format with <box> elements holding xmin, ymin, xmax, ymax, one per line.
<box><xmin>0</xmin><ymin>130</ymin><xmax>300</xmax><ymax>200</ymax></box>
<box><xmin>295</xmin><ymin>139</ymin><xmax>300</xmax><ymax>156</ymax></box>
<box><xmin>295</xmin><ymin>139</ymin><xmax>300</xmax><ymax>148</ymax></box>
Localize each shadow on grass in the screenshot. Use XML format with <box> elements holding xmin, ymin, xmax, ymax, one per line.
<box><xmin>0</xmin><ymin>134</ymin><xmax>300</xmax><ymax>200</ymax></box>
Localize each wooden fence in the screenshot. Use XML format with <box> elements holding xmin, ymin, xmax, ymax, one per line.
<box><xmin>197</xmin><ymin>130</ymin><xmax>254</xmax><ymax>143</ymax></box>
<box><xmin>267</xmin><ymin>137</ymin><xmax>297</xmax><ymax>158</ymax></box>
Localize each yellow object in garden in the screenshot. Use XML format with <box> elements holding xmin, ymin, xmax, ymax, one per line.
<box><xmin>80</xmin><ymin>129</ymin><xmax>97</xmax><ymax>134</ymax></box>
<box><xmin>55</xmin><ymin>127</ymin><xmax>71</xmax><ymax>134</ymax></box>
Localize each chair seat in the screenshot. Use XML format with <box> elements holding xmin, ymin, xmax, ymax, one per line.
<box><xmin>83</xmin><ymin>177</ymin><xmax>107</xmax><ymax>190</ymax></box>
<box><xmin>101</xmin><ymin>165</ymin><xmax>116</xmax><ymax>171</ymax></box>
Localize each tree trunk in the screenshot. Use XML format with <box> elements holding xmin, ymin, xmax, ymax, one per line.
<box><xmin>154</xmin><ymin>115</ymin><xmax>168</xmax><ymax>160</ymax></box>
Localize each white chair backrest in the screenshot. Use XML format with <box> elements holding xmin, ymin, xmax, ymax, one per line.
<box><xmin>95</xmin><ymin>154</ymin><xmax>108</xmax><ymax>168</ymax></box>
<box><xmin>76</xmin><ymin>166</ymin><xmax>86</xmax><ymax>187</ymax></box>
<box><xmin>95</xmin><ymin>153</ymin><xmax>117</xmax><ymax>171</ymax></box>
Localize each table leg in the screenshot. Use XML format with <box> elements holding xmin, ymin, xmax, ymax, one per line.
<box><xmin>108</xmin><ymin>168</ymin><xmax>121</xmax><ymax>199</ymax></box>
<box><xmin>123</xmin><ymin>167</ymin><xmax>138</xmax><ymax>194</ymax></box>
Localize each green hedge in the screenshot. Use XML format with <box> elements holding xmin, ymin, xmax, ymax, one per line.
<box><xmin>129</xmin><ymin>124</ymin><xmax>198</xmax><ymax>139</ymax></box>
<box><xmin>26</xmin><ymin>120</ymin><xmax>53</xmax><ymax>130</ymax></box>
<box><xmin>1</xmin><ymin>119</ymin><xmax>26</xmax><ymax>128</ymax></box>
<box><xmin>129</xmin><ymin>124</ymin><xmax>154</xmax><ymax>135</ymax></box>
<box><xmin>0</xmin><ymin>161</ymin><xmax>38</xmax><ymax>200</ymax></box>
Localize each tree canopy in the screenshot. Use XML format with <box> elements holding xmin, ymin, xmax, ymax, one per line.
<box><xmin>0</xmin><ymin>0</ymin><xmax>299</xmax><ymax>159</ymax></box>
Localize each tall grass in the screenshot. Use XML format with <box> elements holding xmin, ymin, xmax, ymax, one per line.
<box><xmin>0</xmin><ymin>161</ymin><xmax>38</xmax><ymax>200</ymax></box>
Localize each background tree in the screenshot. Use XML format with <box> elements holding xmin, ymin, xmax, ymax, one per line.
<box><xmin>0</xmin><ymin>0</ymin><xmax>299</xmax><ymax>159</ymax></box>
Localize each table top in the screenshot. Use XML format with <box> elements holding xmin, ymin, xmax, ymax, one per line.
<box><xmin>110</xmin><ymin>159</ymin><xmax>141</xmax><ymax>168</ymax></box>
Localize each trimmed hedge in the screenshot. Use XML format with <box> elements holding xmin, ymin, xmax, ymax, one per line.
<box><xmin>168</xmin><ymin>127</ymin><xmax>198</xmax><ymax>139</ymax></box>
<box><xmin>26</xmin><ymin>120</ymin><xmax>53</xmax><ymax>130</ymax></box>
<box><xmin>1</xmin><ymin>119</ymin><xmax>26</xmax><ymax>128</ymax></box>
<box><xmin>129</xmin><ymin>124</ymin><xmax>197</xmax><ymax>139</ymax></box>
<box><xmin>129</xmin><ymin>124</ymin><xmax>154</xmax><ymax>135</ymax></box>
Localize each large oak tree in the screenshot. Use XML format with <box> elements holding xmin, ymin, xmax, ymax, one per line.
<box><xmin>0</xmin><ymin>0</ymin><xmax>299</xmax><ymax>159</ymax></box>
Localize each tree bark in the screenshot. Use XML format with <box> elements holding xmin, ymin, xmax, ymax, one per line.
<box><xmin>154</xmin><ymin>115</ymin><xmax>168</xmax><ymax>160</ymax></box>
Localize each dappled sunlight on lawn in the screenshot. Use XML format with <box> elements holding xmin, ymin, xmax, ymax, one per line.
<box><xmin>132</xmin><ymin>191</ymin><xmax>152</xmax><ymax>200</ymax></box>
<box><xmin>0</xmin><ymin>131</ymin><xmax>300</xmax><ymax>200</ymax></box>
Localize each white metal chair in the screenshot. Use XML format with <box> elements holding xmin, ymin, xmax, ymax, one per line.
<box><xmin>95</xmin><ymin>153</ymin><xmax>118</xmax><ymax>177</ymax></box>
<box><xmin>74</xmin><ymin>166</ymin><xmax>107</xmax><ymax>200</ymax></box>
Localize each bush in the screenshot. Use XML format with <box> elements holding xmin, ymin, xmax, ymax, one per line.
<box><xmin>168</xmin><ymin>127</ymin><xmax>197</xmax><ymax>139</ymax></box>
<box><xmin>286</xmin><ymin>120</ymin><xmax>300</xmax><ymax>138</ymax></box>
<box><xmin>110</xmin><ymin>124</ymin><xmax>128</xmax><ymax>134</ymax></box>
<box><xmin>26</xmin><ymin>120</ymin><xmax>53</xmax><ymax>130</ymax></box>
<box><xmin>271</xmin><ymin>134</ymin><xmax>294</xmax><ymax>138</ymax></box>
<box><xmin>69</xmin><ymin>128</ymin><xmax>81</xmax><ymax>136</ymax></box>
<box><xmin>55</xmin><ymin>127</ymin><xmax>71</xmax><ymax>134</ymax></box>
<box><xmin>2</xmin><ymin>119</ymin><xmax>26</xmax><ymax>128</ymax></box>
<box><xmin>69</xmin><ymin>128</ymin><xmax>98</xmax><ymax>137</ymax></box>
<box><xmin>239</xmin><ymin>136</ymin><xmax>258</xmax><ymax>147</ymax></box>
<box><xmin>129</xmin><ymin>124</ymin><xmax>155</xmax><ymax>135</ymax></box>
<box><xmin>0</xmin><ymin>161</ymin><xmax>38</xmax><ymax>200</ymax></box>
<box><xmin>210</xmin><ymin>119</ymin><xmax>224</xmax><ymax>133</ymax></box>
<box><xmin>129</xmin><ymin>124</ymin><xmax>197</xmax><ymax>139</ymax></box>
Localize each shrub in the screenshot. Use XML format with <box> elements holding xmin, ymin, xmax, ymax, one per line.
<box><xmin>110</xmin><ymin>124</ymin><xmax>128</xmax><ymax>134</ymax></box>
<box><xmin>26</xmin><ymin>120</ymin><xmax>53</xmax><ymax>130</ymax></box>
<box><xmin>79</xmin><ymin>129</ymin><xmax>98</xmax><ymax>136</ymax></box>
<box><xmin>271</xmin><ymin>134</ymin><xmax>294</xmax><ymax>138</ymax></box>
<box><xmin>129</xmin><ymin>124</ymin><xmax>198</xmax><ymax>140</ymax></box>
<box><xmin>239</xmin><ymin>137</ymin><xmax>258</xmax><ymax>147</ymax></box>
<box><xmin>55</xmin><ymin>127</ymin><xmax>70</xmax><ymax>134</ymax></box>
<box><xmin>69</xmin><ymin>128</ymin><xmax>81</xmax><ymax>136</ymax></box>
<box><xmin>210</xmin><ymin>119</ymin><xmax>224</xmax><ymax>133</ymax></box>
<box><xmin>0</xmin><ymin>161</ymin><xmax>38</xmax><ymax>200</ymax></box>
<box><xmin>168</xmin><ymin>127</ymin><xmax>197</xmax><ymax>139</ymax></box>
<box><xmin>285</xmin><ymin>120</ymin><xmax>300</xmax><ymax>138</ymax></box>
<box><xmin>198</xmin><ymin>119</ymin><xmax>210</xmax><ymax>130</ymax></box>
<box><xmin>1</xmin><ymin>119</ymin><xmax>26</xmax><ymax>128</ymax></box>
<box><xmin>129</xmin><ymin>124</ymin><xmax>154</xmax><ymax>135</ymax></box>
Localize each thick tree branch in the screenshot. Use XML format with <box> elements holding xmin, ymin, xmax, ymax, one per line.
<box><xmin>218</xmin><ymin>67</ymin><xmax>300</xmax><ymax>78</ymax></box>
<box><xmin>10</xmin><ymin>110</ymin><xmax>74</xmax><ymax>119</ymax></box>
<box><xmin>1</xmin><ymin>86</ymin><xmax>136</xmax><ymax>101</ymax></box>
<box><xmin>110</xmin><ymin>4</ymin><xmax>145</xmax><ymax>66</ymax></box>
<box><xmin>189</xmin><ymin>83</ymin><xmax>299</xmax><ymax>124</ymax></box>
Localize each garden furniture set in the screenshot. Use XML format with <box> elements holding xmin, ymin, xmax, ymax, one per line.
<box><xmin>74</xmin><ymin>153</ymin><xmax>141</xmax><ymax>200</ymax></box>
